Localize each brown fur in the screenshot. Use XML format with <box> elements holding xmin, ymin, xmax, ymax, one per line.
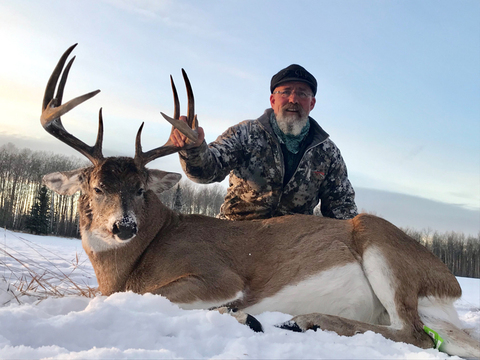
<box><xmin>74</xmin><ymin>171</ymin><xmax>459</xmax><ymax>311</ymax></box>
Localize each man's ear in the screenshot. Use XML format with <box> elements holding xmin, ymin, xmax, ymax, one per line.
<box><xmin>270</xmin><ymin>93</ymin><xmax>276</xmax><ymax>108</ymax></box>
<box><xmin>309</xmin><ymin>96</ymin><xmax>316</xmax><ymax>111</ymax></box>
<box><xmin>43</xmin><ymin>168</ymin><xmax>87</xmax><ymax>195</ymax></box>
<box><xmin>147</xmin><ymin>169</ymin><xmax>182</xmax><ymax>197</ymax></box>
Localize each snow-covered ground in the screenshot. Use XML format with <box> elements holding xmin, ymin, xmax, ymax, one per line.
<box><xmin>0</xmin><ymin>229</ymin><xmax>479</xmax><ymax>359</ymax></box>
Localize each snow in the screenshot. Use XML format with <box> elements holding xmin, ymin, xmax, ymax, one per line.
<box><xmin>1</xmin><ymin>229</ymin><xmax>479</xmax><ymax>359</ymax></box>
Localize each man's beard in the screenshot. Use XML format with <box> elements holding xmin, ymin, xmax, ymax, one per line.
<box><xmin>275</xmin><ymin>104</ymin><xmax>309</xmax><ymax>136</ymax></box>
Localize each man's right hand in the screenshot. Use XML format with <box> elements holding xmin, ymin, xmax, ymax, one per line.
<box><xmin>170</xmin><ymin>115</ymin><xmax>205</xmax><ymax>148</ymax></box>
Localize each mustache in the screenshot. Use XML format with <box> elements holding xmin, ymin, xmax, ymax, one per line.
<box><xmin>281</xmin><ymin>103</ymin><xmax>300</xmax><ymax>111</ymax></box>
<box><xmin>280</xmin><ymin>103</ymin><xmax>306</xmax><ymax>118</ymax></box>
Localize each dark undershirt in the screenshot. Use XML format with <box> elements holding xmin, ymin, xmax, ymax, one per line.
<box><xmin>280</xmin><ymin>127</ymin><xmax>315</xmax><ymax>186</ymax></box>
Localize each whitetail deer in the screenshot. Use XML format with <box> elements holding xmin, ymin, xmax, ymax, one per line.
<box><xmin>41</xmin><ymin>45</ymin><xmax>479</xmax><ymax>358</ymax></box>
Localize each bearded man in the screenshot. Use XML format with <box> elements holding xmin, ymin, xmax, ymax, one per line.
<box><xmin>170</xmin><ymin>64</ymin><xmax>358</xmax><ymax>220</ymax></box>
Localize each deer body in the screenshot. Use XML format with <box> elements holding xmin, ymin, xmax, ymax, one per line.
<box><xmin>40</xmin><ymin>45</ymin><xmax>479</xmax><ymax>357</ymax></box>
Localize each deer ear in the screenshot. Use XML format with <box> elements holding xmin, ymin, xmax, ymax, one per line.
<box><xmin>147</xmin><ymin>170</ymin><xmax>181</xmax><ymax>196</ymax></box>
<box><xmin>43</xmin><ymin>168</ymin><xmax>86</xmax><ymax>195</ymax></box>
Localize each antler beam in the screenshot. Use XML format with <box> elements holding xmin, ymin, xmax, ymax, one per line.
<box><xmin>135</xmin><ymin>69</ymin><xmax>199</xmax><ymax>167</ymax></box>
<box><xmin>43</xmin><ymin>45</ymin><xmax>199</xmax><ymax>168</ymax></box>
<box><xmin>41</xmin><ymin>44</ymin><xmax>103</xmax><ymax>165</ymax></box>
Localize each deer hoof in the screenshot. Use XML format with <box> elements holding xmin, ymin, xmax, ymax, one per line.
<box><xmin>215</xmin><ymin>307</ymin><xmax>263</xmax><ymax>333</ymax></box>
<box><xmin>276</xmin><ymin>318</ymin><xmax>321</xmax><ymax>332</ymax></box>
<box><xmin>277</xmin><ymin>320</ymin><xmax>304</xmax><ymax>332</ymax></box>
<box><xmin>245</xmin><ymin>313</ymin><xmax>263</xmax><ymax>333</ymax></box>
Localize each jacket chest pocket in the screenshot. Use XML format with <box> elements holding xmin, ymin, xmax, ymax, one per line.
<box><xmin>311</xmin><ymin>168</ymin><xmax>326</xmax><ymax>181</ymax></box>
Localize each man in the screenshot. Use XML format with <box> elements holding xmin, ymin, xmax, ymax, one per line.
<box><xmin>170</xmin><ymin>64</ymin><xmax>358</xmax><ymax>220</ymax></box>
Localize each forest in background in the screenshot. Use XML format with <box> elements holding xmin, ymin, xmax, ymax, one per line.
<box><xmin>0</xmin><ymin>143</ymin><xmax>225</xmax><ymax>237</ymax></box>
<box><xmin>1</xmin><ymin>143</ymin><xmax>478</xmax><ymax>278</ymax></box>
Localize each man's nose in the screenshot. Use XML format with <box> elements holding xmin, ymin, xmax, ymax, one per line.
<box><xmin>287</xmin><ymin>92</ymin><xmax>300</xmax><ymax>102</ymax></box>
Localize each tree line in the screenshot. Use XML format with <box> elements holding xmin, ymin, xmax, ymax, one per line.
<box><xmin>0</xmin><ymin>143</ymin><xmax>478</xmax><ymax>278</ymax></box>
<box><xmin>403</xmin><ymin>228</ymin><xmax>480</xmax><ymax>279</ymax></box>
<box><xmin>0</xmin><ymin>143</ymin><xmax>87</xmax><ymax>237</ymax></box>
<box><xmin>0</xmin><ymin>143</ymin><xmax>225</xmax><ymax>237</ymax></box>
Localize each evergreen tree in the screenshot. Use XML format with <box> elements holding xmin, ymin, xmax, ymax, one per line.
<box><xmin>26</xmin><ymin>185</ymin><xmax>51</xmax><ymax>235</ymax></box>
<box><xmin>173</xmin><ymin>185</ymin><xmax>183</xmax><ymax>213</ymax></box>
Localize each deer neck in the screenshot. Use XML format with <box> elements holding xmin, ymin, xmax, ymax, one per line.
<box><xmin>82</xmin><ymin>191</ymin><xmax>178</xmax><ymax>295</ymax></box>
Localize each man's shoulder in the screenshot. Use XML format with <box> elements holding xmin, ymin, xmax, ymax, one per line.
<box><xmin>242</xmin><ymin>109</ymin><xmax>272</xmax><ymax>125</ymax></box>
<box><xmin>221</xmin><ymin>119</ymin><xmax>258</xmax><ymax>136</ymax></box>
<box><xmin>225</xmin><ymin>109</ymin><xmax>272</xmax><ymax>133</ymax></box>
<box><xmin>214</xmin><ymin>119</ymin><xmax>265</xmax><ymax>145</ymax></box>
<box><xmin>308</xmin><ymin>117</ymin><xmax>330</xmax><ymax>144</ymax></box>
<box><xmin>321</xmin><ymin>138</ymin><xmax>338</xmax><ymax>149</ymax></box>
<box><xmin>307</xmin><ymin>137</ymin><xmax>342</xmax><ymax>158</ymax></box>
<box><xmin>316</xmin><ymin>138</ymin><xmax>347</xmax><ymax>164</ymax></box>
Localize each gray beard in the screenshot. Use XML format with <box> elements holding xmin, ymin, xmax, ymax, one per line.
<box><xmin>275</xmin><ymin>112</ymin><xmax>309</xmax><ymax>136</ymax></box>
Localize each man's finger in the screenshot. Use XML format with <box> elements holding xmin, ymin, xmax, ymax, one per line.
<box><xmin>173</xmin><ymin>129</ymin><xmax>186</xmax><ymax>147</ymax></box>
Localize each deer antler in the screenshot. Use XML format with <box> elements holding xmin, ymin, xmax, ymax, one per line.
<box><xmin>135</xmin><ymin>69</ymin><xmax>199</xmax><ymax>167</ymax></box>
<box><xmin>41</xmin><ymin>44</ymin><xmax>103</xmax><ymax>165</ymax></box>
<box><xmin>43</xmin><ymin>45</ymin><xmax>198</xmax><ymax>168</ymax></box>
<box><xmin>162</xmin><ymin>69</ymin><xmax>198</xmax><ymax>141</ymax></box>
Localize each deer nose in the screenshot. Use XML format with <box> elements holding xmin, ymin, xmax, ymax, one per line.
<box><xmin>112</xmin><ymin>216</ymin><xmax>137</xmax><ymax>241</ymax></box>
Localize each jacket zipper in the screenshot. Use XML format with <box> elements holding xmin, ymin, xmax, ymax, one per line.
<box><xmin>287</xmin><ymin>139</ymin><xmax>327</xmax><ymax>187</ymax></box>
<box><xmin>258</xmin><ymin>114</ymin><xmax>329</xmax><ymax>213</ymax></box>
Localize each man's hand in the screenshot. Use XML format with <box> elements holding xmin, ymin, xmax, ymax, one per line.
<box><xmin>170</xmin><ymin>115</ymin><xmax>205</xmax><ymax>148</ymax></box>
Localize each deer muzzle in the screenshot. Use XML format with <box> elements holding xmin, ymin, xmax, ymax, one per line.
<box><xmin>112</xmin><ymin>215</ymin><xmax>138</xmax><ymax>241</ymax></box>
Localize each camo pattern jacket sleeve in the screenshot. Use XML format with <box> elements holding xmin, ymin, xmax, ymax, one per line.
<box><xmin>178</xmin><ymin>109</ymin><xmax>358</xmax><ymax>220</ymax></box>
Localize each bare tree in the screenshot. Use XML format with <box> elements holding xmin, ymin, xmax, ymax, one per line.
<box><xmin>404</xmin><ymin>228</ymin><xmax>480</xmax><ymax>278</ymax></box>
<box><xmin>0</xmin><ymin>143</ymin><xmax>86</xmax><ymax>237</ymax></box>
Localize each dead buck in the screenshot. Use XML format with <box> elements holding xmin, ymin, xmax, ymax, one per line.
<box><xmin>41</xmin><ymin>45</ymin><xmax>479</xmax><ymax>358</ymax></box>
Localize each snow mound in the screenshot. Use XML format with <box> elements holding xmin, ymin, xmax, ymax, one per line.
<box><xmin>0</xmin><ymin>291</ymin><xmax>465</xmax><ymax>359</ymax></box>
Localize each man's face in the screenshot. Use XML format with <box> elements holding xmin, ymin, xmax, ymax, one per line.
<box><xmin>270</xmin><ymin>81</ymin><xmax>316</xmax><ymax>135</ymax></box>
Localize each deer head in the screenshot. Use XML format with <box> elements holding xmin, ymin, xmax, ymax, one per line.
<box><xmin>42</xmin><ymin>44</ymin><xmax>197</xmax><ymax>244</ymax></box>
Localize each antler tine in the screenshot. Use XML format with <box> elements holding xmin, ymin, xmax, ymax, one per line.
<box><xmin>41</xmin><ymin>45</ymin><xmax>103</xmax><ymax>165</ymax></box>
<box><xmin>136</xmin><ymin>70</ymin><xmax>199</xmax><ymax>167</ymax></box>
<box><xmin>170</xmin><ymin>75</ymin><xmax>180</xmax><ymax>120</ymax></box>
<box><xmin>160</xmin><ymin>112</ymin><xmax>199</xmax><ymax>144</ymax></box>
<box><xmin>95</xmin><ymin>109</ymin><xmax>105</xmax><ymax>159</ymax></box>
<box><xmin>181</xmin><ymin>68</ymin><xmax>196</xmax><ymax>129</ymax></box>
<box><xmin>42</xmin><ymin>44</ymin><xmax>77</xmax><ymax>111</ymax></box>
<box><xmin>134</xmin><ymin>123</ymin><xmax>181</xmax><ymax>167</ymax></box>
<box><xmin>159</xmin><ymin>70</ymin><xmax>199</xmax><ymax>144</ymax></box>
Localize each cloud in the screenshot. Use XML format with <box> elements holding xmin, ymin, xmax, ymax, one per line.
<box><xmin>356</xmin><ymin>187</ymin><xmax>480</xmax><ymax>236</ymax></box>
<box><xmin>100</xmin><ymin>0</ymin><xmax>172</xmax><ymax>19</ymax></box>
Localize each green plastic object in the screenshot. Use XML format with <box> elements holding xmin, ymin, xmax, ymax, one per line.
<box><xmin>424</xmin><ymin>325</ymin><xmax>444</xmax><ymax>351</ymax></box>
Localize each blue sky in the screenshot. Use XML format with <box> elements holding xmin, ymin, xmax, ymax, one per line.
<box><xmin>0</xmin><ymin>0</ymin><xmax>479</xmax><ymax>211</ymax></box>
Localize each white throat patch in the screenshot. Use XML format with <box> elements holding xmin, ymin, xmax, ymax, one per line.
<box><xmin>82</xmin><ymin>227</ymin><xmax>134</xmax><ymax>253</ymax></box>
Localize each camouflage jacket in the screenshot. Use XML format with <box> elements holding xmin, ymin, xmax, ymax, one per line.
<box><xmin>179</xmin><ymin>108</ymin><xmax>358</xmax><ymax>220</ymax></box>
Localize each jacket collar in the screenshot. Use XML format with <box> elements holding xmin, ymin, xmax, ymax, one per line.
<box><xmin>257</xmin><ymin>108</ymin><xmax>330</xmax><ymax>146</ymax></box>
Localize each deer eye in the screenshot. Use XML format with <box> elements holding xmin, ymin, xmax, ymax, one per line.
<box><xmin>94</xmin><ymin>187</ymin><xmax>103</xmax><ymax>195</ymax></box>
<box><xmin>137</xmin><ymin>188</ymin><xmax>145</xmax><ymax>196</ymax></box>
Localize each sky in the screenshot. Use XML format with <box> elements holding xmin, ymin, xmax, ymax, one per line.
<box><xmin>0</xmin><ymin>0</ymin><xmax>479</xmax><ymax>213</ymax></box>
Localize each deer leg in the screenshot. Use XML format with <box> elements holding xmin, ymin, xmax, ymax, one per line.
<box><xmin>209</xmin><ymin>295</ymin><xmax>263</xmax><ymax>332</ymax></box>
<box><xmin>278</xmin><ymin>245</ymin><xmax>433</xmax><ymax>349</ymax></box>
<box><xmin>279</xmin><ymin>313</ymin><xmax>433</xmax><ymax>348</ymax></box>
<box><xmin>277</xmin><ymin>245</ymin><xmax>433</xmax><ymax>348</ymax></box>
<box><xmin>149</xmin><ymin>273</ymin><xmax>243</xmax><ymax>306</ymax></box>
<box><xmin>418</xmin><ymin>298</ymin><xmax>480</xmax><ymax>357</ymax></box>
<box><xmin>148</xmin><ymin>273</ymin><xmax>263</xmax><ymax>332</ymax></box>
